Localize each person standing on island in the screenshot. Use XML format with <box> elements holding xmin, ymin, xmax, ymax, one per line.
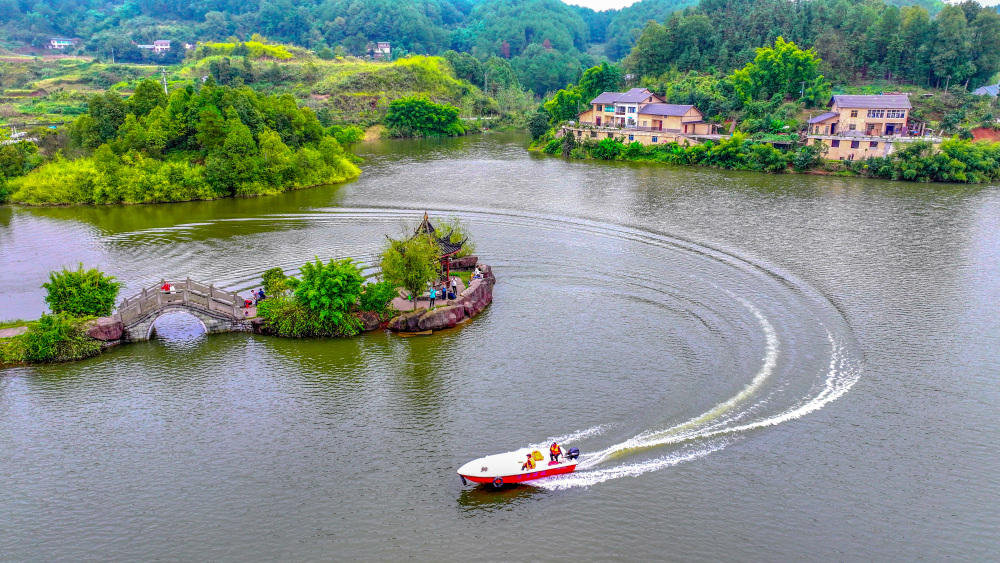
<box><xmin>428</xmin><ymin>287</ymin><xmax>436</xmax><ymax>309</ymax></box>
<box><xmin>450</xmin><ymin>277</ymin><xmax>458</xmax><ymax>298</ymax></box>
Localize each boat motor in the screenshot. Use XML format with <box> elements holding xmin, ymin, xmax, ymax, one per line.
<box><xmin>567</xmin><ymin>448</ymin><xmax>579</xmax><ymax>461</ymax></box>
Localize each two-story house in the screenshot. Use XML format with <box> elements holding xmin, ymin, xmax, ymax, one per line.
<box><xmin>806</xmin><ymin>94</ymin><xmax>936</xmax><ymax>160</ymax></box>
<box><xmin>580</xmin><ymin>88</ymin><xmax>663</xmax><ymax>128</ymax></box>
<box><xmin>572</xmin><ymin>88</ymin><xmax>720</xmax><ymax>145</ymax></box>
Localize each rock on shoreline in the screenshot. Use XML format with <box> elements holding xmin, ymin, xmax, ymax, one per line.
<box><xmin>387</xmin><ymin>262</ymin><xmax>495</xmax><ymax>333</ymax></box>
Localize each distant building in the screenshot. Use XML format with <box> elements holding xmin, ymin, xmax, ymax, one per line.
<box><xmin>806</xmin><ymin>94</ymin><xmax>939</xmax><ymax>160</ymax></box>
<box><xmin>367</xmin><ymin>41</ymin><xmax>391</xmax><ymax>59</ymax></box>
<box><xmin>153</xmin><ymin>40</ymin><xmax>171</xmax><ymax>53</ymax></box>
<box><xmin>47</xmin><ymin>38</ymin><xmax>77</xmax><ymax>50</ymax></box>
<box><xmin>972</xmin><ymin>83</ymin><xmax>999</xmax><ymax>98</ymax></box>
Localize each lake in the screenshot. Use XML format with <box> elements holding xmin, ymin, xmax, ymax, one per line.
<box><xmin>1</xmin><ymin>132</ymin><xmax>998</xmax><ymax>560</ymax></box>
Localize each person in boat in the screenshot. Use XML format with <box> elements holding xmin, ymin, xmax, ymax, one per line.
<box><xmin>550</xmin><ymin>442</ymin><xmax>562</xmax><ymax>463</ymax></box>
<box><xmin>521</xmin><ymin>453</ymin><xmax>536</xmax><ymax>471</ymax></box>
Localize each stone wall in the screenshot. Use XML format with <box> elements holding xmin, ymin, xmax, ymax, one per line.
<box><xmin>387</xmin><ymin>263</ymin><xmax>495</xmax><ymax>333</ymax></box>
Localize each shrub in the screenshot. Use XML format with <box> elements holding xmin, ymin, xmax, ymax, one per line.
<box><xmin>21</xmin><ymin>313</ymin><xmax>101</xmax><ymax>363</ymax></box>
<box><xmin>256</xmin><ymin>295</ymin><xmax>357</xmax><ymax>338</ymax></box>
<box><xmin>358</xmin><ymin>280</ymin><xmax>398</xmax><ymax>314</ymax></box>
<box><xmin>262</xmin><ymin>267</ymin><xmax>288</xmax><ymax>295</ymax></box>
<box><xmin>42</xmin><ymin>264</ymin><xmax>121</xmax><ymax>317</ymax></box>
<box><xmin>592</xmin><ymin>138</ymin><xmax>624</xmax><ymax>160</ymax></box>
<box><xmin>383</xmin><ymin>95</ymin><xmax>465</xmax><ymax>137</ymax></box>
<box><xmin>289</xmin><ymin>257</ymin><xmax>364</xmax><ymax>329</ymax></box>
<box><xmin>328</xmin><ymin>125</ymin><xmax>365</xmax><ymax>144</ymax></box>
<box><xmin>543</xmin><ymin>138</ymin><xmax>561</xmax><ymax>154</ymax></box>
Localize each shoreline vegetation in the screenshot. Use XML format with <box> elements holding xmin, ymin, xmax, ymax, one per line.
<box><xmin>530</xmin><ymin>131</ymin><xmax>1000</xmax><ymax>183</ymax></box>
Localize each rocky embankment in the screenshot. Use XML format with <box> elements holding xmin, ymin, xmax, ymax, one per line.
<box><xmin>387</xmin><ymin>260</ymin><xmax>494</xmax><ymax>333</ymax></box>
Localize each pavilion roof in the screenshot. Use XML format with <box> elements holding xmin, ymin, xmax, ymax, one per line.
<box><xmin>413</xmin><ymin>213</ymin><xmax>465</xmax><ymax>258</ymax></box>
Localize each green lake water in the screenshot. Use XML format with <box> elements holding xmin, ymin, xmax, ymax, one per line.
<box><xmin>1</xmin><ymin>132</ymin><xmax>998</xmax><ymax>560</ymax></box>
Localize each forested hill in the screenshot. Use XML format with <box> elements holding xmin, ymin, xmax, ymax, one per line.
<box><xmin>0</xmin><ymin>0</ymin><xmax>990</xmax><ymax>94</ymax></box>
<box><xmin>626</xmin><ymin>0</ymin><xmax>1000</xmax><ymax>89</ymax></box>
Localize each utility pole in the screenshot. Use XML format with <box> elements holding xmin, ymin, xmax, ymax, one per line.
<box><xmin>110</xmin><ymin>47</ymin><xmax>114</xmax><ymax>64</ymax></box>
<box><xmin>945</xmin><ymin>74</ymin><xmax>951</xmax><ymax>92</ymax></box>
<box><xmin>800</xmin><ymin>80</ymin><xmax>806</xmax><ymax>98</ymax></box>
<box><xmin>160</xmin><ymin>67</ymin><xmax>169</xmax><ymax>95</ymax></box>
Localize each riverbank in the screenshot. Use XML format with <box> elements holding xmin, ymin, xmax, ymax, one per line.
<box><xmin>533</xmin><ymin>131</ymin><xmax>1000</xmax><ymax>184</ymax></box>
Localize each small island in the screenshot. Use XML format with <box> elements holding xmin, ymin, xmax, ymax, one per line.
<box><xmin>0</xmin><ymin>214</ymin><xmax>493</xmax><ymax>366</ymax></box>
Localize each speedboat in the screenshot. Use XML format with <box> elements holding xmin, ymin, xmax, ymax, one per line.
<box><xmin>457</xmin><ymin>447</ymin><xmax>580</xmax><ymax>487</ymax></box>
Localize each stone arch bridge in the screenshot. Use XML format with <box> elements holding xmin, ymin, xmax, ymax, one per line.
<box><xmin>112</xmin><ymin>279</ymin><xmax>252</xmax><ymax>342</ymax></box>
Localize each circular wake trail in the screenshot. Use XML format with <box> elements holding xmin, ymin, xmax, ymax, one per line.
<box><xmin>536</xmin><ymin>318</ymin><xmax>861</xmax><ymax>490</ymax></box>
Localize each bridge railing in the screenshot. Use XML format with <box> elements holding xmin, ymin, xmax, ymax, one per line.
<box><xmin>113</xmin><ymin>278</ymin><xmax>244</xmax><ymax>324</ymax></box>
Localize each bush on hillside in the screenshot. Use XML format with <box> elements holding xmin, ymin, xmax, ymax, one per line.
<box><xmin>383</xmin><ymin>95</ymin><xmax>465</xmax><ymax>138</ymax></box>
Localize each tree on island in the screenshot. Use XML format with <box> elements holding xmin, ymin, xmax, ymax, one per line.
<box><xmin>380</xmin><ymin>235</ymin><xmax>440</xmax><ymax>310</ymax></box>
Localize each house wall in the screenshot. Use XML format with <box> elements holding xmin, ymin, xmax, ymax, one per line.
<box><xmin>832</xmin><ymin>104</ymin><xmax>909</xmax><ymax>135</ymax></box>
<box><xmin>564</xmin><ymin>126</ymin><xmax>700</xmax><ymax>147</ymax></box>
<box><xmin>808</xmin><ymin>137</ymin><xmax>894</xmax><ymax>159</ymax></box>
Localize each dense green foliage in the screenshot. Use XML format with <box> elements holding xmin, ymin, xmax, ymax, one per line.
<box><xmin>256</xmin><ymin>296</ymin><xmax>355</xmax><ymax>338</ymax></box>
<box><xmin>8</xmin><ymin>79</ymin><xmax>360</xmax><ymax>205</ymax></box>
<box><xmin>849</xmin><ymin>139</ymin><xmax>1000</xmax><ymax>182</ymax></box>
<box><xmin>380</xmin><ymin>235</ymin><xmax>440</xmax><ymax>307</ymax></box>
<box><xmin>383</xmin><ymin>96</ymin><xmax>465</xmax><ymax>137</ymax></box>
<box><xmin>358</xmin><ymin>279</ymin><xmax>398</xmax><ymax>314</ymax></box>
<box><xmin>42</xmin><ymin>264</ymin><xmax>121</xmax><ymax>317</ymax></box>
<box><xmin>20</xmin><ymin>313</ymin><xmax>101</xmax><ymax>363</ymax></box>
<box><xmin>0</xmin><ymin>141</ymin><xmax>41</xmax><ymax>204</ymax></box>
<box><xmin>256</xmin><ymin>258</ymin><xmax>395</xmax><ymax>337</ymax></box>
<box><xmin>288</xmin><ymin>257</ymin><xmax>365</xmax><ymax>328</ymax></box>
<box><xmin>625</xmin><ymin>0</ymin><xmax>1000</xmax><ymax>89</ymax></box>
<box><xmin>262</xmin><ymin>267</ymin><xmax>289</xmax><ymax>296</ymax></box>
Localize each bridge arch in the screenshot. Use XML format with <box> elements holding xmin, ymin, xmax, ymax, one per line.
<box><xmin>113</xmin><ymin>279</ymin><xmax>251</xmax><ymax>342</ymax></box>
<box><xmin>144</xmin><ymin>308</ymin><xmax>210</xmax><ymax>341</ymax></box>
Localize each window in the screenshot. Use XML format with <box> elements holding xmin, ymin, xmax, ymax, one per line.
<box><xmin>642</xmin><ymin>121</ymin><xmax>647</xmax><ymax>127</ymax></box>
<box><xmin>870</xmin><ymin>141</ymin><xmax>878</xmax><ymax>148</ymax></box>
<box><xmin>590</xmin><ymin>131</ymin><xmax>596</xmax><ymax>138</ymax></box>
<box><xmin>607</xmin><ymin>133</ymin><xmax>613</xmax><ymax>138</ymax></box>
<box><xmin>867</xmin><ymin>109</ymin><xmax>885</xmax><ymax>118</ymax></box>
<box><xmin>628</xmin><ymin>107</ymin><xmax>636</xmax><ymax>113</ymax></box>
<box><xmin>652</xmin><ymin>136</ymin><xmax>658</xmax><ymax>143</ymax></box>
<box><xmin>850</xmin><ymin>110</ymin><xmax>858</xmax><ymax>117</ymax></box>
<box><xmin>576</xmin><ymin>130</ymin><xmax>582</xmax><ymax>137</ymax></box>
<box><xmin>831</xmin><ymin>140</ymin><xmax>840</xmax><ymax>147</ymax></box>
<box><xmin>628</xmin><ymin>134</ymin><xmax>634</xmax><ymax>141</ymax></box>
<box><xmin>851</xmin><ymin>141</ymin><xmax>860</xmax><ymax>149</ymax></box>
<box><xmin>886</xmin><ymin>109</ymin><xmax>905</xmax><ymax>119</ymax></box>
<box><xmin>605</xmin><ymin>105</ymin><xmax>614</xmax><ymax>112</ymax></box>
<box><xmin>849</xmin><ymin>124</ymin><xmax>856</xmax><ymax>131</ymax></box>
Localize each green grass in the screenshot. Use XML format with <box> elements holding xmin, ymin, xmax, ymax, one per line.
<box><xmin>0</xmin><ymin>318</ymin><xmax>31</xmax><ymax>329</ymax></box>
<box><xmin>449</xmin><ymin>270</ymin><xmax>472</xmax><ymax>286</ymax></box>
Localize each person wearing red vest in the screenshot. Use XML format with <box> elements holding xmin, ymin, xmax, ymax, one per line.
<box><xmin>550</xmin><ymin>442</ymin><xmax>562</xmax><ymax>462</ymax></box>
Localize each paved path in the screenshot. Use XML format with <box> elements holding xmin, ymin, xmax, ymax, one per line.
<box><xmin>0</xmin><ymin>326</ymin><xmax>28</xmax><ymax>339</ymax></box>
<box><xmin>390</xmin><ymin>277</ymin><xmax>467</xmax><ymax>312</ymax></box>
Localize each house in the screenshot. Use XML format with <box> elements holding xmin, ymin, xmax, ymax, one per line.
<box><xmin>972</xmin><ymin>83</ymin><xmax>999</xmax><ymax>98</ymax></box>
<box><xmin>806</xmin><ymin>94</ymin><xmax>938</xmax><ymax>160</ymax></box>
<box><xmin>153</xmin><ymin>40</ymin><xmax>171</xmax><ymax>53</ymax></box>
<box><xmin>570</xmin><ymin>88</ymin><xmax>722</xmax><ymax>145</ymax></box>
<box><xmin>368</xmin><ymin>41</ymin><xmax>391</xmax><ymax>59</ymax></box>
<box><xmin>46</xmin><ymin>38</ymin><xmax>77</xmax><ymax>50</ymax></box>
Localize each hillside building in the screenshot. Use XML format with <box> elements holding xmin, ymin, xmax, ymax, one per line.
<box><xmin>806</xmin><ymin>94</ymin><xmax>939</xmax><ymax>160</ymax></box>
<box><xmin>46</xmin><ymin>38</ymin><xmax>77</xmax><ymax>50</ymax></box>
<box><xmin>568</xmin><ymin>88</ymin><xmax>723</xmax><ymax>146</ymax></box>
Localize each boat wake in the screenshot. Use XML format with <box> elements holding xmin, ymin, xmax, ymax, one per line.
<box><xmin>533</xmin><ymin>298</ymin><xmax>861</xmax><ymax>490</ymax></box>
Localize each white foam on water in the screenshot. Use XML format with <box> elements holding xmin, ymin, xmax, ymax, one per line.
<box><xmin>532</xmin><ymin>297</ymin><xmax>861</xmax><ymax>489</ymax></box>
<box><xmin>535</xmin><ymin>442</ymin><xmax>728</xmax><ymax>490</ymax></box>
<box><xmin>582</xmin><ymin>297</ymin><xmax>780</xmax><ymax>468</ymax></box>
